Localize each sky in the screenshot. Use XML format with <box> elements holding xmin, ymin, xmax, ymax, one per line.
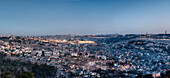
<box><xmin>0</xmin><ymin>0</ymin><xmax>170</xmax><ymax>36</ymax></box>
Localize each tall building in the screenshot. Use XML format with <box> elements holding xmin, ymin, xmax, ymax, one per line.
<box><xmin>165</xmin><ymin>30</ymin><xmax>167</xmax><ymax>34</ymax></box>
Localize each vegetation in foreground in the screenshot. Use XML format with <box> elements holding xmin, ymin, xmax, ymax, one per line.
<box><xmin>0</xmin><ymin>52</ymin><xmax>57</xmax><ymax>78</ymax></box>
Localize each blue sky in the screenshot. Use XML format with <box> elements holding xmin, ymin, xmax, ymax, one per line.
<box><xmin>0</xmin><ymin>0</ymin><xmax>170</xmax><ymax>36</ymax></box>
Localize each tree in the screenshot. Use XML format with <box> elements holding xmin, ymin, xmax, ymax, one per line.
<box><xmin>165</xmin><ymin>70</ymin><xmax>170</xmax><ymax>78</ymax></box>
<box><xmin>143</xmin><ymin>74</ymin><xmax>153</xmax><ymax>78</ymax></box>
<box><xmin>1</xmin><ymin>71</ymin><xmax>15</xmax><ymax>78</ymax></box>
<box><xmin>16</xmin><ymin>71</ymin><xmax>33</xmax><ymax>78</ymax></box>
<box><xmin>160</xmin><ymin>73</ymin><xmax>165</xmax><ymax>78</ymax></box>
<box><xmin>136</xmin><ymin>74</ymin><xmax>142</xmax><ymax>78</ymax></box>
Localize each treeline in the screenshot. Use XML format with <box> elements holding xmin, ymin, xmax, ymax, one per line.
<box><xmin>100</xmin><ymin>36</ymin><xmax>137</xmax><ymax>44</ymax></box>
<box><xmin>1</xmin><ymin>71</ymin><xmax>33</xmax><ymax>78</ymax></box>
<box><xmin>0</xmin><ymin>52</ymin><xmax>57</xmax><ymax>78</ymax></box>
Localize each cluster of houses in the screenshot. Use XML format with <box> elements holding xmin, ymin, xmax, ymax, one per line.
<box><xmin>0</xmin><ymin>34</ymin><xmax>169</xmax><ymax>77</ymax></box>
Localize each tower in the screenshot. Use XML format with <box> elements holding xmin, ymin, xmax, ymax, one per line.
<box><xmin>165</xmin><ymin>30</ymin><xmax>167</xmax><ymax>34</ymax></box>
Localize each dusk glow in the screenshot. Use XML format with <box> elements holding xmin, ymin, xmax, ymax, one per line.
<box><xmin>0</xmin><ymin>0</ymin><xmax>170</xmax><ymax>35</ymax></box>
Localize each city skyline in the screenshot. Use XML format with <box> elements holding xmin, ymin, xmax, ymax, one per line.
<box><xmin>0</xmin><ymin>0</ymin><xmax>170</xmax><ymax>36</ymax></box>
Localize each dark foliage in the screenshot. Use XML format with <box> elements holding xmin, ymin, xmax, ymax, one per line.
<box><xmin>143</xmin><ymin>74</ymin><xmax>153</xmax><ymax>78</ymax></box>
<box><xmin>0</xmin><ymin>52</ymin><xmax>57</xmax><ymax>78</ymax></box>
<box><xmin>1</xmin><ymin>71</ymin><xmax>15</xmax><ymax>78</ymax></box>
<box><xmin>16</xmin><ymin>71</ymin><xmax>33</xmax><ymax>78</ymax></box>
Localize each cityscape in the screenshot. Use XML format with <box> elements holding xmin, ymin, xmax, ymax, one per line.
<box><xmin>0</xmin><ymin>31</ymin><xmax>169</xmax><ymax>78</ymax></box>
<box><xmin>0</xmin><ymin>0</ymin><xmax>170</xmax><ymax>78</ymax></box>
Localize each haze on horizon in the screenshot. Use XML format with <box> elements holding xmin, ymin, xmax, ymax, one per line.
<box><xmin>0</xmin><ymin>0</ymin><xmax>170</xmax><ymax>36</ymax></box>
